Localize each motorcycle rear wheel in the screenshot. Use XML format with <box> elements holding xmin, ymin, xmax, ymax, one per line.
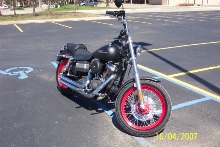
<box><xmin>115</xmin><ymin>79</ymin><xmax>171</xmax><ymax>137</ymax></box>
<box><xmin>56</xmin><ymin>60</ymin><xmax>73</xmax><ymax>95</ymax></box>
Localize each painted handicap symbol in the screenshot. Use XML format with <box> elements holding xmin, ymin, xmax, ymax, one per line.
<box><xmin>0</xmin><ymin>67</ymin><xmax>33</xmax><ymax>79</ymax></box>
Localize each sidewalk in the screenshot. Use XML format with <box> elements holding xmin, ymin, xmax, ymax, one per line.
<box><xmin>93</xmin><ymin>3</ymin><xmax>220</xmax><ymax>13</ymax></box>
<box><xmin>0</xmin><ymin>4</ymin><xmax>219</xmax><ymax>25</ymax></box>
<box><xmin>0</xmin><ymin>7</ymin><xmax>45</xmax><ymax>15</ymax></box>
<box><xmin>77</xmin><ymin>4</ymin><xmax>220</xmax><ymax>15</ymax></box>
<box><xmin>1</xmin><ymin>4</ymin><xmax>220</xmax><ymax>15</ymax></box>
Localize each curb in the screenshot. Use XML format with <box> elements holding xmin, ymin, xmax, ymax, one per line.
<box><xmin>0</xmin><ymin>16</ymin><xmax>115</xmax><ymax>25</ymax></box>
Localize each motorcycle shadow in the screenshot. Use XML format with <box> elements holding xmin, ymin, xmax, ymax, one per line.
<box><xmin>60</xmin><ymin>92</ymin><xmax>110</xmax><ymax>113</ymax></box>
<box><xmin>133</xmin><ymin>41</ymin><xmax>152</xmax><ymax>51</ymax></box>
<box><xmin>60</xmin><ymin>91</ymin><xmax>129</xmax><ymax>135</ymax></box>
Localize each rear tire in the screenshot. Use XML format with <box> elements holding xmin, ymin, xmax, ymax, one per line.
<box><xmin>56</xmin><ymin>60</ymin><xmax>73</xmax><ymax>95</ymax></box>
<box><xmin>115</xmin><ymin>79</ymin><xmax>171</xmax><ymax>137</ymax></box>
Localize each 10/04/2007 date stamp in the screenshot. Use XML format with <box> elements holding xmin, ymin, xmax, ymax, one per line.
<box><xmin>156</xmin><ymin>132</ymin><xmax>198</xmax><ymax>141</ymax></box>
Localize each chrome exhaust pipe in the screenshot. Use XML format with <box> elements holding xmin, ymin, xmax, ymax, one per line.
<box><xmin>60</xmin><ymin>74</ymin><xmax>116</xmax><ymax>98</ymax></box>
<box><xmin>60</xmin><ymin>80</ymin><xmax>94</xmax><ymax>98</ymax></box>
<box><xmin>60</xmin><ymin>70</ymin><xmax>91</xmax><ymax>88</ymax></box>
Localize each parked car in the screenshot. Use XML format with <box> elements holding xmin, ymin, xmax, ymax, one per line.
<box><xmin>41</xmin><ymin>4</ymin><xmax>55</xmax><ymax>8</ymax></box>
<box><xmin>79</xmin><ymin>0</ymin><xmax>98</xmax><ymax>6</ymax></box>
<box><xmin>0</xmin><ymin>5</ymin><xmax>9</xmax><ymax>9</ymax></box>
<box><xmin>50</xmin><ymin>4</ymin><xmax>55</xmax><ymax>8</ymax></box>
<box><xmin>41</xmin><ymin>4</ymin><xmax>48</xmax><ymax>7</ymax></box>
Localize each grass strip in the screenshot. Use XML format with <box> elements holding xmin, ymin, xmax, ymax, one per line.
<box><xmin>0</xmin><ymin>4</ymin><xmax>115</xmax><ymax>21</ymax></box>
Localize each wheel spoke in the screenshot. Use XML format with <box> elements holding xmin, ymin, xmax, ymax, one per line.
<box><xmin>126</xmin><ymin>114</ymin><xmax>133</xmax><ymax>119</ymax></box>
<box><xmin>120</xmin><ymin>84</ymin><xmax>168</xmax><ymax>130</ymax></box>
<box><xmin>153</xmin><ymin>110</ymin><xmax>162</xmax><ymax>115</ymax></box>
<box><xmin>125</xmin><ymin>112</ymin><xmax>133</xmax><ymax>115</ymax></box>
<box><xmin>149</xmin><ymin>91</ymin><xmax>156</xmax><ymax>98</ymax></box>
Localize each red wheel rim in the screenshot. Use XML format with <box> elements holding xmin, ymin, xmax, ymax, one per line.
<box><xmin>57</xmin><ymin>60</ymin><xmax>68</xmax><ymax>89</ymax></box>
<box><xmin>120</xmin><ymin>85</ymin><xmax>166</xmax><ymax>131</ymax></box>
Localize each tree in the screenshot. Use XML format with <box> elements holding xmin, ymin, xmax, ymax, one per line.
<box><xmin>63</xmin><ymin>0</ymin><xmax>66</xmax><ymax>9</ymax></box>
<box><xmin>106</xmin><ymin>0</ymin><xmax>109</xmax><ymax>6</ymax></box>
<box><xmin>73</xmin><ymin>0</ymin><xmax>76</xmax><ymax>12</ymax></box>
<box><xmin>47</xmin><ymin>0</ymin><xmax>51</xmax><ymax>12</ymax></box>
<box><xmin>0</xmin><ymin>0</ymin><xmax>3</xmax><ymax>15</ymax></box>
<box><xmin>12</xmin><ymin>0</ymin><xmax>16</xmax><ymax>15</ymax></box>
<box><xmin>6</xmin><ymin>0</ymin><xmax>11</xmax><ymax>5</ymax></box>
<box><xmin>19</xmin><ymin>0</ymin><xmax>25</xmax><ymax>6</ymax></box>
<box><xmin>32</xmin><ymin>0</ymin><xmax>36</xmax><ymax>15</ymax></box>
<box><xmin>73</xmin><ymin>0</ymin><xmax>78</xmax><ymax>12</ymax></box>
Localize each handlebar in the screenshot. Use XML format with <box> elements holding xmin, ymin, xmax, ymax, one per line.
<box><xmin>106</xmin><ymin>10</ymin><xmax>127</xmax><ymax>39</ymax></box>
<box><xmin>117</xmin><ymin>30</ymin><xmax>126</xmax><ymax>39</ymax></box>
<box><xmin>106</xmin><ymin>10</ymin><xmax>125</xmax><ymax>17</ymax></box>
<box><xmin>106</xmin><ymin>11</ymin><xmax>115</xmax><ymax>15</ymax></box>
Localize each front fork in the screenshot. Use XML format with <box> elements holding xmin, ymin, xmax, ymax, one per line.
<box><xmin>127</xmin><ymin>37</ymin><xmax>145</xmax><ymax>110</ymax></box>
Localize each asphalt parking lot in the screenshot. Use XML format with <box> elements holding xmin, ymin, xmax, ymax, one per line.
<box><xmin>0</xmin><ymin>10</ymin><xmax>220</xmax><ymax>147</ymax></box>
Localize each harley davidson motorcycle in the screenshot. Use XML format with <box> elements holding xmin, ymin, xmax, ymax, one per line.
<box><xmin>54</xmin><ymin>0</ymin><xmax>171</xmax><ymax>137</ymax></box>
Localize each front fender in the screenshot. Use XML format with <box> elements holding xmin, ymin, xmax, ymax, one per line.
<box><xmin>124</xmin><ymin>76</ymin><xmax>160</xmax><ymax>86</ymax></box>
<box><xmin>113</xmin><ymin>76</ymin><xmax>160</xmax><ymax>99</ymax></box>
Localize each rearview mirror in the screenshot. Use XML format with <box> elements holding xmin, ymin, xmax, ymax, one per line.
<box><xmin>115</xmin><ymin>0</ymin><xmax>124</xmax><ymax>8</ymax></box>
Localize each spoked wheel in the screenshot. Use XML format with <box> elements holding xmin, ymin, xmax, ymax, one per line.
<box><xmin>56</xmin><ymin>60</ymin><xmax>73</xmax><ymax>95</ymax></box>
<box><xmin>115</xmin><ymin>79</ymin><xmax>171</xmax><ymax>137</ymax></box>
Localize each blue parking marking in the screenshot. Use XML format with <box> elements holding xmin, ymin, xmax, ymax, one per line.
<box><xmin>172</xmin><ymin>97</ymin><xmax>211</xmax><ymax>110</ymax></box>
<box><xmin>0</xmin><ymin>67</ymin><xmax>33</xmax><ymax>79</ymax></box>
<box><xmin>51</xmin><ymin>61</ymin><xmax>152</xmax><ymax>147</ymax></box>
<box><xmin>51</xmin><ymin>61</ymin><xmax>58</xmax><ymax>68</ymax></box>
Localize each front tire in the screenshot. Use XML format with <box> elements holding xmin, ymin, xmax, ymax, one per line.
<box><xmin>115</xmin><ymin>80</ymin><xmax>171</xmax><ymax>137</ymax></box>
<box><xmin>56</xmin><ymin>60</ymin><xmax>73</xmax><ymax>95</ymax></box>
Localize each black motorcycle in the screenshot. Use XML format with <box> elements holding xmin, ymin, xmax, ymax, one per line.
<box><xmin>54</xmin><ymin>0</ymin><xmax>171</xmax><ymax>137</ymax></box>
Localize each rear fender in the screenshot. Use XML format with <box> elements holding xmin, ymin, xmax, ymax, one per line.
<box><xmin>56</xmin><ymin>49</ymin><xmax>72</xmax><ymax>61</ymax></box>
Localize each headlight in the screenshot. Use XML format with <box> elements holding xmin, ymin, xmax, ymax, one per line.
<box><xmin>134</xmin><ymin>45</ymin><xmax>142</xmax><ymax>57</ymax></box>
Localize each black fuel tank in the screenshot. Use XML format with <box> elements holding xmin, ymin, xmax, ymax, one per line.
<box><xmin>92</xmin><ymin>44</ymin><xmax>120</xmax><ymax>62</ymax></box>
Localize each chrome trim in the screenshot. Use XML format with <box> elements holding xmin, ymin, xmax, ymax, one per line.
<box><xmin>60</xmin><ymin>74</ymin><xmax>116</xmax><ymax>98</ymax></box>
<box><xmin>134</xmin><ymin>45</ymin><xmax>142</xmax><ymax>57</ymax></box>
<box><xmin>106</xmin><ymin>63</ymin><xmax>116</xmax><ymax>72</ymax></box>
<box><xmin>122</xmin><ymin>16</ymin><xmax>144</xmax><ymax>109</ymax></box>
<box><xmin>60</xmin><ymin>80</ymin><xmax>94</xmax><ymax>98</ymax></box>
<box><xmin>76</xmin><ymin>62</ymin><xmax>89</xmax><ymax>69</ymax></box>
<box><xmin>92</xmin><ymin>74</ymin><xmax>116</xmax><ymax>95</ymax></box>
<box><xmin>54</xmin><ymin>52</ymin><xmax>73</xmax><ymax>59</ymax></box>
<box><xmin>60</xmin><ymin>70</ymin><xmax>91</xmax><ymax>88</ymax></box>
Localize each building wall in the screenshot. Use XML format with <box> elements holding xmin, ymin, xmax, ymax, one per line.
<box><xmin>161</xmin><ymin>0</ymin><xmax>167</xmax><ymax>5</ymax></box>
<box><xmin>202</xmin><ymin>0</ymin><xmax>220</xmax><ymax>5</ymax></box>
<box><xmin>149</xmin><ymin>0</ymin><xmax>220</xmax><ymax>5</ymax></box>
<box><xmin>169</xmin><ymin>0</ymin><xmax>220</xmax><ymax>5</ymax></box>
<box><xmin>148</xmin><ymin>0</ymin><xmax>163</xmax><ymax>5</ymax></box>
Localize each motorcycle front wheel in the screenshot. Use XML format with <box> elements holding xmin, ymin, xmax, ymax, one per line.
<box><xmin>115</xmin><ymin>79</ymin><xmax>171</xmax><ymax>137</ymax></box>
<box><xmin>56</xmin><ymin>59</ymin><xmax>73</xmax><ymax>95</ymax></box>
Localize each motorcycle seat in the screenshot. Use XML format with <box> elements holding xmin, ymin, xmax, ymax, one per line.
<box><xmin>67</xmin><ymin>43</ymin><xmax>92</xmax><ymax>61</ymax></box>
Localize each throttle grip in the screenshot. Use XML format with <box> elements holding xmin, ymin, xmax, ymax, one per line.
<box><xmin>106</xmin><ymin>11</ymin><xmax>115</xmax><ymax>15</ymax></box>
